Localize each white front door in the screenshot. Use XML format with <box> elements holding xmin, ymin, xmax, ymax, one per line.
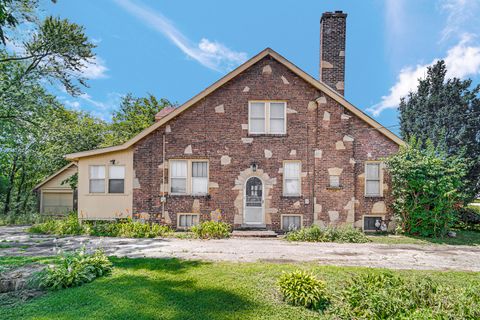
<box><xmin>244</xmin><ymin>177</ymin><xmax>264</xmax><ymax>224</ymax></box>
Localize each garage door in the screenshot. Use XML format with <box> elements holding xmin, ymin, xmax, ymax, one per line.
<box><xmin>42</xmin><ymin>192</ymin><xmax>73</xmax><ymax>214</ymax></box>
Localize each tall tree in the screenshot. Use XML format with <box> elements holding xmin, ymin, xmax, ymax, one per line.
<box><xmin>102</xmin><ymin>93</ymin><xmax>174</xmax><ymax>147</ymax></box>
<box><xmin>399</xmin><ymin>60</ymin><xmax>480</xmax><ymax>202</ymax></box>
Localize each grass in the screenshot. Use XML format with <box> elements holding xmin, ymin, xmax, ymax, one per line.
<box><xmin>367</xmin><ymin>230</ymin><xmax>480</xmax><ymax>246</ymax></box>
<box><xmin>0</xmin><ymin>257</ymin><xmax>479</xmax><ymax>319</ymax></box>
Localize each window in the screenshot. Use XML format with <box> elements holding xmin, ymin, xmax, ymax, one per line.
<box><xmin>282</xmin><ymin>215</ymin><xmax>302</xmax><ymax>231</ymax></box>
<box><xmin>89</xmin><ymin>165</ymin><xmax>105</xmax><ymax>193</ymax></box>
<box><xmin>329</xmin><ymin>175</ymin><xmax>340</xmax><ymax>188</ymax></box>
<box><xmin>248</xmin><ymin>101</ymin><xmax>286</xmax><ymax>134</ymax></box>
<box><xmin>170</xmin><ymin>160</ymin><xmax>187</xmax><ymax>194</ymax></box>
<box><xmin>108</xmin><ymin>166</ymin><xmax>125</xmax><ymax>193</ymax></box>
<box><xmin>364</xmin><ymin>216</ymin><xmax>383</xmax><ymax>231</ymax></box>
<box><xmin>283</xmin><ymin>162</ymin><xmax>301</xmax><ymax>196</ymax></box>
<box><xmin>192</xmin><ymin>161</ymin><xmax>208</xmax><ymax>195</ymax></box>
<box><xmin>365</xmin><ymin>163</ymin><xmax>382</xmax><ymax>196</ymax></box>
<box><xmin>178</xmin><ymin>214</ymin><xmax>199</xmax><ymax>228</ymax></box>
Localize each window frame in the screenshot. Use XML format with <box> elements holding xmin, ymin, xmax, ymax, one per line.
<box><xmin>329</xmin><ymin>175</ymin><xmax>341</xmax><ymax>188</ymax></box>
<box><xmin>89</xmin><ymin>165</ymin><xmax>106</xmax><ymax>194</ymax></box>
<box><xmin>177</xmin><ymin>213</ymin><xmax>200</xmax><ymax>229</ymax></box>
<box><xmin>169</xmin><ymin>159</ymin><xmax>209</xmax><ymax>196</ymax></box>
<box><xmin>283</xmin><ymin>160</ymin><xmax>302</xmax><ymax>197</ymax></box>
<box><xmin>364</xmin><ymin>161</ymin><xmax>383</xmax><ymax>197</ymax></box>
<box><xmin>362</xmin><ymin>215</ymin><xmax>385</xmax><ymax>232</ymax></box>
<box><xmin>281</xmin><ymin>214</ymin><xmax>303</xmax><ymax>231</ymax></box>
<box><xmin>108</xmin><ymin>165</ymin><xmax>125</xmax><ymax>194</ymax></box>
<box><xmin>248</xmin><ymin>101</ymin><xmax>287</xmax><ymax>135</ymax></box>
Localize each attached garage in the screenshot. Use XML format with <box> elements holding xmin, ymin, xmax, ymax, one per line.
<box><xmin>34</xmin><ymin>163</ymin><xmax>77</xmax><ymax>215</ymax></box>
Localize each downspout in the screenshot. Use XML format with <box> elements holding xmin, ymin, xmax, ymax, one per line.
<box><xmin>162</xmin><ymin>133</ymin><xmax>166</xmax><ymax>220</ymax></box>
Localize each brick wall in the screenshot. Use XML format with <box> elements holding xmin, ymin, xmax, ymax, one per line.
<box><xmin>132</xmin><ymin>56</ymin><xmax>399</xmax><ymax>231</ymax></box>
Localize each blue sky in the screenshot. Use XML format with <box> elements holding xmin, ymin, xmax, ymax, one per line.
<box><xmin>42</xmin><ymin>0</ymin><xmax>480</xmax><ymax>133</ymax></box>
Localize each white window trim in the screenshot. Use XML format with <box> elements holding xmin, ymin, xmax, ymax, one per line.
<box><xmin>281</xmin><ymin>214</ymin><xmax>303</xmax><ymax>231</ymax></box>
<box><xmin>89</xmin><ymin>165</ymin><xmax>106</xmax><ymax>194</ymax></box>
<box><xmin>176</xmin><ymin>213</ymin><xmax>200</xmax><ymax>229</ymax></box>
<box><xmin>108</xmin><ymin>165</ymin><xmax>126</xmax><ymax>194</ymax></box>
<box><xmin>88</xmin><ymin>164</ymin><xmax>127</xmax><ymax>195</ymax></box>
<box><xmin>362</xmin><ymin>215</ymin><xmax>386</xmax><ymax>232</ymax></box>
<box><xmin>364</xmin><ymin>161</ymin><xmax>384</xmax><ymax>197</ymax></box>
<box><xmin>282</xmin><ymin>160</ymin><xmax>302</xmax><ymax>197</ymax></box>
<box><xmin>169</xmin><ymin>159</ymin><xmax>209</xmax><ymax>196</ymax></box>
<box><xmin>248</xmin><ymin>101</ymin><xmax>287</xmax><ymax>135</ymax></box>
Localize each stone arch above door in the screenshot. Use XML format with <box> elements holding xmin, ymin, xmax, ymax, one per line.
<box><xmin>232</xmin><ymin>168</ymin><xmax>277</xmax><ymax>225</ymax></box>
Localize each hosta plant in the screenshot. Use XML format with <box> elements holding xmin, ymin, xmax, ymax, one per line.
<box><xmin>278</xmin><ymin>270</ymin><xmax>329</xmax><ymax>310</ymax></box>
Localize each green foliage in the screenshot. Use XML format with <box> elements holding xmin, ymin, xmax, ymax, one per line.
<box><xmin>331</xmin><ymin>271</ymin><xmax>480</xmax><ymax>319</ymax></box>
<box><xmin>190</xmin><ymin>220</ymin><xmax>231</xmax><ymax>239</ymax></box>
<box><xmin>386</xmin><ymin>139</ymin><xmax>467</xmax><ymax>237</ymax></box>
<box><xmin>278</xmin><ymin>270</ymin><xmax>328</xmax><ymax>310</ymax></box>
<box><xmin>29</xmin><ymin>215</ymin><xmax>172</xmax><ymax>238</ymax></box>
<box><xmin>399</xmin><ymin>60</ymin><xmax>480</xmax><ymax>202</ymax></box>
<box><xmin>285</xmin><ymin>225</ymin><xmax>370</xmax><ymax>243</ymax></box>
<box><xmin>0</xmin><ymin>211</ymin><xmax>45</xmax><ymax>226</ymax></box>
<box><xmin>456</xmin><ymin>206</ymin><xmax>480</xmax><ymax>231</ymax></box>
<box><xmin>38</xmin><ymin>248</ymin><xmax>112</xmax><ymax>290</ymax></box>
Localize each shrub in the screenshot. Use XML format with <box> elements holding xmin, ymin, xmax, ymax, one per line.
<box><xmin>331</xmin><ymin>271</ymin><xmax>480</xmax><ymax>319</ymax></box>
<box><xmin>190</xmin><ymin>220</ymin><xmax>231</xmax><ymax>239</ymax></box>
<box><xmin>278</xmin><ymin>270</ymin><xmax>328</xmax><ymax>310</ymax></box>
<box><xmin>456</xmin><ymin>206</ymin><xmax>480</xmax><ymax>230</ymax></box>
<box><xmin>0</xmin><ymin>212</ymin><xmax>45</xmax><ymax>226</ymax></box>
<box><xmin>39</xmin><ymin>248</ymin><xmax>112</xmax><ymax>290</ymax></box>
<box><xmin>29</xmin><ymin>213</ymin><xmax>85</xmax><ymax>235</ymax></box>
<box><xmin>285</xmin><ymin>225</ymin><xmax>370</xmax><ymax>243</ymax></box>
<box><xmin>386</xmin><ymin>138</ymin><xmax>467</xmax><ymax>237</ymax></box>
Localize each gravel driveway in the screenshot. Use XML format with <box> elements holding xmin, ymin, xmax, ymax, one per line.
<box><xmin>1</xmin><ymin>226</ymin><xmax>480</xmax><ymax>271</ymax></box>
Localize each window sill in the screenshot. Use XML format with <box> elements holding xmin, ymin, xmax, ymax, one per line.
<box><xmin>86</xmin><ymin>193</ymin><xmax>128</xmax><ymax>196</ymax></box>
<box><xmin>169</xmin><ymin>194</ymin><xmax>210</xmax><ymax>198</ymax></box>
<box><xmin>247</xmin><ymin>133</ymin><xmax>287</xmax><ymax>137</ymax></box>
<box><xmin>365</xmin><ymin>195</ymin><xmax>384</xmax><ymax>198</ymax></box>
<box><xmin>281</xmin><ymin>195</ymin><xmax>302</xmax><ymax>199</ymax></box>
<box><xmin>326</xmin><ymin>186</ymin><xmax>343</xmax><ymax>191</ymax></box>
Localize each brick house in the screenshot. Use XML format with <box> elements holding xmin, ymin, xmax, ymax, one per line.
<box><xmin>66</xmin><ymin>11</ymin><xmax>403</xmax><ymax>232</ymax></box>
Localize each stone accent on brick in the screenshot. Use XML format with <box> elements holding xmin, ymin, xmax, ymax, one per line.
<box><xmin>316</xmin><ymin>96</ymin><xmax>327</xmax><ymax>104</ymax></box>
<box><xmin>336</xmin><ymin>81</ymin><xmax>345</xmax><ymax>91</ymax></box>
<box><xmin>307</xmin><ymin>101</ymin><xmax>317</xmax><ymax>111</ymax></box>
<box><xmin>241</xmin><ymin>138</ymin><xmax>253</xmax><ymax>144</ymax></box>
<box><xmin>290</xmin><ymin>149</ymin><xmax>297</xmax><ymax>156</ymax></box>
<box><xmin>241</xmin><ymin>124</ymin><xmax>248</xmax><ymax>130</ymax></box>
<box><xmin>264</xmin><ymin>149</ymin><xmax>273</xmax><ymax>159</ymax></box>
<box><xmin>335</xmin><ymin>141</ymin><xmax>346</xmax><ymax>150</ymax></box>
<box><xmin>192</xmin><ymin>199</ymin><xmax>201</xmax><ymax>213</ymax></box>
<box><xmin>281</xmin><ymin>75</ymin><xmax>289</xmax><ymax>84</ymax></box>
<box><xmin>321</xmin><ymin>61</ymin><xmax>333</xmax><ymax>68</ymax></box>
<box><xmin>243</xmin><ymin>86</ymin><xmax>250</xmax><ymax>92</ymax></box>
<box><xmin>328</xmin><ymin>167</ymin><xmax>343</xmax><ymax>176</ymax></box>
<box><xmin>165</xmin><ymin>125</ymin><xmax>171</xmax><ymax>133</ymax></box>
<box><xmin>323</xmin><ymin>111</ymin><xmax>331</xmax><ymax>121</ymax></box>
<box><xmin>349</xmin><ymin>158</ymin><xmax>356</xmax><ymax>165</ymax></box>
<box><xmin>262</xmin><ymin>64</ymin><xmax>272</xmax><ymax>74</ymax></box>
<box><xmin>208</xmin><ymin>182</ymin><xmax>219</xmax><ymax>188</ymax></box>
<box><xmin>371</xmin><ymin>201</ymin><xmax>387</xmax><ymax>214</ymax></box>
<box><xmin>215</xmin><ymin>104</ymin><xmax>225</xmax><ymax>113</ymax></box>
<box><xmin>314</xmin><ymin>149</ymin><xmax>323</xmax><ymax>159</ymax></box>
<box><xmin>344</xmin><ymin>197</ymin><xmax>359</xmax><ymax>223</ymax></box>
<box><xmin>220</xmin><ymin>155</ymin><xmax>231</xmax><ymax>166</ymax></box>
<box><xmin>341</xmin><ymin>113</ymin><xmax>351</xmax><ymax>120</ymax></box>
<box><xmin>184</xmin><ymin>145</ymin><xmax>192</xmax><ymax>154</ymax></box>
<box><xmin>328</xmin><ymin>210</ymin><xmax>339</xmax><ymax>223</ymax></box>
<box><xmin>343</xmin><ymin>135</ymin><xmax>354</xmax><ymax>142</ymax></box>
<box><xmin>286</xmin><ymin>107</ymin><xmax>298</xmax><ymax>114</ymax></box>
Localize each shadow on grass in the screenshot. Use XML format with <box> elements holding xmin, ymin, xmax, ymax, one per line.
<box><xmin>369</xmin><ymin>230</ymin><xmax>480</xmax><ymax>246</ymax></box>
<box><xmin>1</xmin><ymin>258</ymin><xmax>259</xmax><ymax>320</ymax></box>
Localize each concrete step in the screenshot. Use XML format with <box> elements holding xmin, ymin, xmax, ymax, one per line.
<box><xmin>231</xmin><ymin>230</ymin><xmax>278</xmax><ymax>238</ymax></box>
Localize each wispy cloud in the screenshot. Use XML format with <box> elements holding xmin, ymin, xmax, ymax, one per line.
<box><xmin>79</xmin><ymin>56</ymin><xmax>109</xmax><ymax>80</ymax></box>
<box><xmin>368</xmin><ymin>35</ymin><xmax>480</xmax><ymax>116</ymax></box>
<box><xmin>440</xmin><ymin>0</ymin><xmax>480</xmax><ymax>42</ymax></box>
<box><xmin>114</xmin><ymin>0</ymin><xmax>247</xmax><ymax>72</ymax></box>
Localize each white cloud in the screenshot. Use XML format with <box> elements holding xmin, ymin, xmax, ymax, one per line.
<box><xmin>114</xmin><ymin>0</ymin><xmax>247</xmax><ymax>72</ymax></box>
<box><xmin>79</xmin><ymin>56</ymin><xmax>109</xmax><ymax>79</ymax></box>
<box><xmin>440</xmin><ymin>0</ymin><xmax>480</xmax><ymax>42</ymax></box>
<box><xmin>369</xmin><ymin>36</ymin><xmax>480</xmax><ymax>116</ymax></box>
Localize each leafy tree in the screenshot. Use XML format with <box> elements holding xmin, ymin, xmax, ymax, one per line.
<box><xmin>399</xmin><ymin>61</ymin><xmax>480</xmax><ymax>201</ymax></box>
<box><xmin>386</xmin><ymin>138</ymin><xmax>467</xmax><ymax>237</ymax></box>
<box><xmin>0</xmin><ymin>0</ymin><xmax>42</xmax><ymax>45</ymax></box>
<box><xmin>102</xmin><ymin>93</ymin><xmax>174</xmax><ymax>146</ymax></box>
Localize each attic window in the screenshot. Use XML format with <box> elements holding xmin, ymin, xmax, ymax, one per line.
<box><xmin>248</xmin><ymin>101</ymin><xmax>286</xmax><ymax>134</ymax></box>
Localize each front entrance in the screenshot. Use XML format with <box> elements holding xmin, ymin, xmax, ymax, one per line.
<box><xmin>244</xmin><ymin>177</ymin><xmax>264</xmax><ymax>225</ymax></box>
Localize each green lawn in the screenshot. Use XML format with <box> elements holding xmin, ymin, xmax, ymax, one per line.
<box><xmin>1</xmin><ymin>257</ymin><xmax>479</xmax><ymax>320</ymax></box>
<box><xmin>367</xmin><ymin>230</ymin><xmax>480</xmax><ymax>246</ymax></box>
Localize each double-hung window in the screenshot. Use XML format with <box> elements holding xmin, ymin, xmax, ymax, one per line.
<box><xmin>283</xmin><ymin>161</ymin><xmax>301</xmax><ymax>196</ymax></box>
<box><xmin>89</xmin><ymin>165</ymin><xmax>105</xmax><ymax>193</ymax></box>
<box><xmin>248</xmin><ymin>101</ymin><xmax>286</xmax><ymax>134</ymax></box>
<box><xmin>192</xmin><ymin>161</ymin><xmax>208</xmax><ymax>195</ymax></box>
<box><xmin>365</xmin><ymin>162</ymin><xmax>382</xmax><ymax>196</ymax></box>
<box><xmin>170</xmin><ymin>160</ymin><xmax>188</xmax><ymax>194</ymax></box>
<box><xmin>109</xmin><ymin>166</ymin><xmax>125</xmax><ymax>193</ymax></box>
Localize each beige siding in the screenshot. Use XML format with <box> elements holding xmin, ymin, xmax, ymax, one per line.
<box><xmin>40</xmin><ymin>166</ymin><xmax>77</xmax><ymax>190</ymax></box>
<box><xmin>77</xmin><ymin>149</ymin><xmax>133</xmax><ymax>220</ymax></box>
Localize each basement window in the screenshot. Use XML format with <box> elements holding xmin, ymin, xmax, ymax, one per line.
<box><xmin>363</xmin><ymin>216</ymin><xmax>383</xmax><ymax>231</ymax></box>
<box><xmin>177</xmin><ymin>213</ymin><xmax>200</xmax><ymax>228</ymax></box>
<box><xmin>248</xmin><ymin>101</ymin><xmax>286</xmax><ymax>134</ymax></box>
<box><xmin>282</xmin><ymin>215</ymin><xmax>302</xmax><ymax>231</ymax></box>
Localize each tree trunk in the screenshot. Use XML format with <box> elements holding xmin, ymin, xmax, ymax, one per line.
<box><xmin>3</xmin><ymin>155</ymin><xmax>19</xmax><ymax>215</ymax></box>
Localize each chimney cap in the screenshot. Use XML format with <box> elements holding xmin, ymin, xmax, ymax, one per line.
<box><xmin>321</xmin><ymin>10</ymin><xmax>347</xmax><ymax>21</ymax></box>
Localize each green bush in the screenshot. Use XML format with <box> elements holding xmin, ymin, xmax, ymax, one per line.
<box><xmin>278</xmin><ymin>270</ymin><xmax>328</xmax><ymax>310</ymax></box>
<box><xmin>285</xmin><ymin>225</ymin><xmax>370</xmax><ymax>243</ymax></box>
<box><xmin>386</xmin><ymin>139</ymin><xmax>467</xmax><ymax>237</ymax></box>
<box><xmin>190</xmin><ymin>220</ymin><xmax>231</xmax><ymax>239</ymax></box>
<box><xmin>39</xmin><ymin>248</ymin><xmax>112</xmax><ymax>290</ymax></box>
<box><xmin>0</xmin><ymin>212</ymin><xmax>45</xmax><ymax>226</ymax></box>
<box><xmin>331</xmin><ymin>271</ymin><xmax>480</xmax><ymax>319</ymax></box>
<box><xmin>29</xmin><ymin>216</ymin><xmax>172</xmax><ymax>238</ymax></box>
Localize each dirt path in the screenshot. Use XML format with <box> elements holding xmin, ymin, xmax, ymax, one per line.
<box><xmin>1</xmin><ymin>226</ymin><xmax>480</xmax><ymax>271</ymax></box>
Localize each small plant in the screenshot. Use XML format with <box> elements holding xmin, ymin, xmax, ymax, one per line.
<box><xmin>285</xmin><ymin>225</ymin><xmax>370</xmax><ymax>243</ymax></box>
<box><xmin>190</xmin><ymin>220</ymin><xmax>231</xmax><ymax>239</ymax></box>
<box><xmin>278</xmin><ymin>270</ymin><xmax>329</xmax><ymax>310</ymax></box>
<box><xmin>38</xmin><ymin>247</ymin><xmax>112</xmax><ymax>290</ymax></box>
<box><xmin>28</xmin><ymin>212</ymin><xmax>85</xmax><ymax>235</ymax></box>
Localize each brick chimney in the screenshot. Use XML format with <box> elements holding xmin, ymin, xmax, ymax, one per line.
<box><xmin>320</xmin><ymin>11</ymin><xmax>347</xmax><ymax>95</ymax></box>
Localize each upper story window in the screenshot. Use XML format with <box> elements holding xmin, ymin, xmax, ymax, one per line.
<box><xmin>89</xmin><ymin>165</ymin><xmax>105</xmax><ymax>193</ymax></box>
<box><xmin>283</xmin><ymin>161</ymin><xmax>301</xmax><ymax>196</ymax></box>
<box><xmin>170</xmin><ymin>160</ymin><xmax>209</xmax><ymax>195</ymax></box>
<box><xmin>248</xmin><ymin>101</ymin><xmax>286</xmax><ymax>134</ymax></box>
<box><xmin>108</xmin><ymin>166</ymin><xmax>125</xmax><ymax>193</ymax></box>
<box><xmin>365</xmin><ymin>162</ymin><xmax>382</xmax><ymax>197</ymax></box>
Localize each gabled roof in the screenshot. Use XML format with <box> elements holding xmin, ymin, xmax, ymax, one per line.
<box><xmin>34</xmin><ymin>162</ymin><xmax>77</xmax><ymax>190</ymax></box>
<box><xmin>66</xmin><ymin>48</ymin><xmax>404</xmax><ymax>160</ymax></box>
